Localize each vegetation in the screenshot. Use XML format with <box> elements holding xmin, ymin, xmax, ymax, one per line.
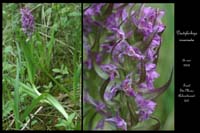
<box><xmin>3</xmin><ymin>3</ymin><xmax>81</xmax><ymax>130</ymax></box>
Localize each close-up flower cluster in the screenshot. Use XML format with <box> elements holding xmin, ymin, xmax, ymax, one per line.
<box><xmin>83</xmin><ymin>3</ymin><xmax>173</xmax><ymax>130</ymax></box>
<box><xmin>20</xmin><ymin>8</ymin><xmax>35</xmax><ymax>36</ymax></box>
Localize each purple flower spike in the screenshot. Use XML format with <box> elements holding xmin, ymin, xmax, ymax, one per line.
<box><xmin>83</xmin><ymin>3</ymin><xmax>169</xmax><ymax>130</ymax></box>
<box><xmin>20</xmin><ymin>8</ymin><xmax>34</xmax><ymax>36</ymax></box>
<box><xmin>101</xmin><ymin>64</ymin><xmax>118</xmax><ymax>80</ymax></box>
<box><xmin>105</xmin><ymin>112</ymin><xmax>127</xmax><ymax>130</ymax></box>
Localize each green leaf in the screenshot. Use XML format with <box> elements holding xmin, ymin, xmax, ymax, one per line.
<box><xmin>100</xmin><ymin>78</ymin><xmax>110</xmax><ymax>103</ymax></box>
<box><xmin>46</xmin><ymin>24</ymin><xmax>56</xmax><ymax>67</ymax></box>
<box><xmin>21</xmin><ymin>93</ymin><xmax>47</xmax><ymax>121</ymax></box>
<box><xmin>68</xmin><ymin>12</ymin><xmax>81</xmax><ymax>17</ymax></box>
<box><xmin>55</xmin><ymin>75</ymin><xmax>63</xmax><ymax>79</ymax></box>
<box><xmin>68</xmin><ymin>112</ymin><xmax>76</xmax><ymax>122</ymax></box>
<box><xmin>141</xmin><ymin>68</ymin><xmax>173</xmax><ymax>100</ymax></box>
<box><xmin>3</xmin><ymin>45</ymin><xmax>12</xmax><ymax>54</ymax></box>
<box><xmin>137</xmin><ymin>59</ymin><xmax>146</xmax><ymax>84</ymax></box>
<box><xmin>13</xmin><ymin>41</ymin><xmax>21</xmax><ymax>129</ymax></box>
<box><xmin>8</xmin><ymin>79</ymin><xmax>38</xmax><ymax>100</ymax></box>
<box><xmin>20</xmin><ymin>40</ymin><xmax>36</xmax><ymax>83</ymax></box>
<box><xmin>3</xmin><ymin>100</ymin><xmax>14</xmax><ymax>118</ymax></box>
<box><xmin>62</xmin><ymin>66</ymin><xmax>69</xmax><ymax>75</ymax></box>
<box><xmin>45</xmin><ymin>8</ymin><xmax>52</xmax><ymax>15</ymax></box>
<box><xmin>126</xmin><ymin>96</ymin><xmax>139</xmax><ymax>127</ymax></box>
<box><xmin>46</xmin><ymin>94</ymin><xmax>68</xmax><ymax>120</ymax></box>
<box><xmin>88</xmin><ymin>112</ymin><xmax>97</xmax><ymax>130</ymax></box>
<box><xmin>52</xmin><ymin>68</ymin><xmax>61</xmax><ymax>73</ymax></box>
<box><xmin>52</xmin><ymin>66</ymin><xmax>69</xmax><ymax>75</ymax></box>
<box><xmin>94</xmin><ymin>63</ymin><xmax>108</xmax><ymax>80</ymax></box>
<box><xmin>72</xmin><ymin>64</ymin><xmax>81</xmax><ymax>102</ymax></box>
<box><xmin>140</xmin><ymin>29</ymin><xmax>158</xmax><ymax>52</ymax></box>
<box><xmin>41</xmin><ymin>65</ymin><xmax>69</xmax><ymax>94</ymax></box>
<box><xmin>131</xmin><ymin>116</ymin><xmax>160</xmax><ymax>130</ymax></box>
<box><xmin>55</xmin><ymin>118</ymin><xmax>66</xmax><ymax>128</ymax></box>
<box><xmin>147</xmin><ymin>116</ymin><xmax>160</xmax><ymax>130</ymax></box>
<box><xmin>9</xmin><ymin>79</ymin><xmax>68</xmax><ymax>121</ymax></box>
<box><xmin>18</xmin><ymin>81</ymin><xmax>38</xmax><ymax>98</ymax></box>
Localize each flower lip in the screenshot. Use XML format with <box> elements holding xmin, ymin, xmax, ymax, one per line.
<box><xmin>105</xmin><ymin>112</ymin><xmax>127</xmax><ymax>130</ymax></box>
<box><xmin>84</xmin><ymin>3</ymin><xmax>105</xmax><ymax>16</ymax></box>
<box><xmin>125</xmin><ymin>45</ymin><xmax>144</xmax><ymax>60</ymax></box>
<box><xmin>100</xmin><ymin>64</ymin><xmax>119</xmax><ymax>80</ymax></box>
<box><xmin>84</xmin><ymin>90</ymin><xmax>106</xmax><ymax>112</ymax></box>
<box><xmin>104</xmin><ymin>84</ymin><xmax>120</xmax><ymax>101</ymax></box>
<box><xmin>135</xmin><ymin>94</ymin><xmax>156</xmax><ymax>121</ymax></box>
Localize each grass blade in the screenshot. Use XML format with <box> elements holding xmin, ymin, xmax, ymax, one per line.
<box><xmin>72</xmin><ymin>64</ymin><xmax>81</xmax><ymax>103</ymax></box>
<box><xmin>46</xmin><ymin>24</ymin><xmax>56</xmax><ymax>68</ymax></box>
<box><xmin>45</xmin><ymin>94</ymin><xmax>68</xmax><ymax>120</ymax></box>
<box><xmin>13</xmin><ymin>41</ymin><xmax>21</xmax><ymax>129</ymax></box>
<box><xmin>21</xmin><ymin>93</ymin><xmax>47</xmax><ymax>122</ymax></box>
<box><xmin>13</xmin><ymin>80</ymin><xmax>69</xmax><ymax>121</ymax></box>
<box><xmin>20</xmin><ymin>40</ymin><xmax>35</xmax><ymax>83</ymax></box>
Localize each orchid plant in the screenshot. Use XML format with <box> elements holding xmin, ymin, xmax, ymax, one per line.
<box><xmin>83</xmin><ymin>3</ymin><xmax>173</xmax><ymax>130</ymax></box>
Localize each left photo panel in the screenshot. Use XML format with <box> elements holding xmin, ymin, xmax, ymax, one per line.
<box><xmin>2</xmin><ymin>3</ymin><xmax>81</xmax><ymax>130</ymax></box>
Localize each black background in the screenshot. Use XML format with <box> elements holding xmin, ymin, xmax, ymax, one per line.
<box><xmin>175</xmin><ymin>2</ymin><xmax>200</xmax><ymax>132</ymax></box>
<box><xmin>1</xmin><ymin>0</ymin><xmax>200</xmax><ymax>132</ymax></box>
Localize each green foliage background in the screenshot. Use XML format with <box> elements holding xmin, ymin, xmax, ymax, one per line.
<box><xmin>3</xmin><ymin>3</ymin><xmax>81</xmax><ymax>130</ymax></box>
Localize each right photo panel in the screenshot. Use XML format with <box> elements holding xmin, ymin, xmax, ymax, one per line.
<box><xmin>83</xmin><ymin>3</ymin><xmax>174</xmax><ymax>131</ymax></box>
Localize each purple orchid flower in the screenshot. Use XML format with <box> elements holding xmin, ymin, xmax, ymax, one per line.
<box><xmin>135</xmin><ymin>94</ymin><xmax>156</xmax><ymax>121</ymax></box>
<box><xmin>100</xmin><ymin>64</ymin><xmax>119</xmax><ymax>80</ymax></box>
<box><xmin>20</xmin><ymin>8</ymin><xmax>34</xmax><ymax>36</ymax></box>
<box><xmin>105</xmin><ymin>112</ymin><xmax>127</xmax><ymax>130</ymax></box>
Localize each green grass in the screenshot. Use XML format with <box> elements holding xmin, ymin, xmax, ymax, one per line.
<box><xmin>3</xmin><ymin>3</ymin><xmax>81</xmax><ymax>130</ymax></box>
<box><xmin>13</xmin><ymin>41</ymin><xmax>21</xmax><ymax>129</ymax></box>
